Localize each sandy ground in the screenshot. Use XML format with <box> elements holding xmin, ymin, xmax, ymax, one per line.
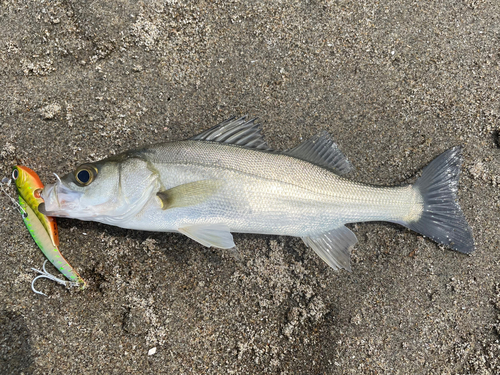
<box><xmin>0</xmin><ymin>0</ymin><xmax>499</xmax><ymax>374</ymax></box>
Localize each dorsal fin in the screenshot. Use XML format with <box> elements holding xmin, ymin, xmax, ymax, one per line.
<box><xmin>284</xmin><ymin>132</ymin><xmax>353</xmax><ymax>175</ymax></box>
<box><xmin>190</xmin><ymin>116</ymin><xmax>272</xmax><ymax>150</ymax></box>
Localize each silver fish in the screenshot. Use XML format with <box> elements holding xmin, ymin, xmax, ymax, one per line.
<box><xmin>40</xmin><ymin>117</ymin><xmax>474</xmax><ymax>270</ymax></box>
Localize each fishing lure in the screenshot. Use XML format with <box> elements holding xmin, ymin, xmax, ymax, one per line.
<box><xmin>13</xmin><ymin>166</ymin><xmax>59</xmax><ymax>247</ymax></box>
<box><xmin>12</xmin><ymin>166</ymin><xmax>86</xmax><ymax>294</ymax></box>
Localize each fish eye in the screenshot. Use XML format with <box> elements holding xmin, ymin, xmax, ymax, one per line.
<box><xmin>77</xmin><ymin>169</ymin><xmax>90</xmax><ymax>183</ymax></box>
<box><xmin>12</xmin><ymin>168</ymin><xmax>19</xmax><ymax>180</ymax></box>
<box><xmin>74</xmin><ymin>165</ymin><xmax>97</xmax><ymax>186</ymax></box>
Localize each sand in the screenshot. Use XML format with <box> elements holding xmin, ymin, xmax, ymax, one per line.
<box><xmin>0</xmin><ymin>0</ymin><xmax>499</xmax><ymax>373</ymax></box>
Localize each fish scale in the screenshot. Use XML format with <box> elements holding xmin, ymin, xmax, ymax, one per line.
<box><xmin>146</xmin><ymin>143</ymin><xmax>420</xmax><ymax>231</ymax></box>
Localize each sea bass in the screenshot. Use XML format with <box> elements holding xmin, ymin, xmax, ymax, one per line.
<box><xmin>40</xmin><ymin>117</ymin><xmax>474</xmax><ymax>270</ymax></box>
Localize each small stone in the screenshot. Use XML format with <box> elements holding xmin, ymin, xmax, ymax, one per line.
<box><xmin>148</xmin><ymin>347</ymin><xmax>157</xmax><ymax>356</ymax></box>
<box><xmin>38</xmin><ymin>103</ymin><xmax>61</xmax><ymax>120</ymax></box>
<box><xmin>351</xmin><ymin>313</ymin><xmax>362</xmax><ymax>325</ymax></box>
<box><xmin>469</xmin><ymin>162</ymin><xmax>486</xmax><ymax>180</ymax></box>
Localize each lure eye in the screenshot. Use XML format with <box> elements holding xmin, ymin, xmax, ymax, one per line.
<box><xmin>12</xmin><ymin>168</ymin><xmax>19</xmax><ymax>180</ymax></box>
<box><xmin>34</xmin><ymin>188</ymin><xmax>42</xmax><ymax>199</ymax></box>
<box><xmin>74</xmin><ymin>165</ymin><xmax>97</xmax><ymax>186</ymax></box>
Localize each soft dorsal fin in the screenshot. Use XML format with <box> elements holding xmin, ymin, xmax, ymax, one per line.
<box><xmin>190</xmin><ymin>116</ymin><xmax>272</xmax><ymax>150</ymax></box>
<box><xmin>284</xmin><ymin>132</ymin><xmax>353</xmax><ymax>175</ymax></box>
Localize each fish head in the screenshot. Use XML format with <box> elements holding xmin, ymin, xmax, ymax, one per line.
<box><xmin>40</xmin><ymin>154</ymin><xmax>159</xmax><ymax>222</ymax></box>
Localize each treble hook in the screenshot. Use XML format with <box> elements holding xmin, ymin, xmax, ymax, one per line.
<box><xmin>31</xmin><ymin>260</ymin><xmax>79</xmax><ymax>296</ymax></box>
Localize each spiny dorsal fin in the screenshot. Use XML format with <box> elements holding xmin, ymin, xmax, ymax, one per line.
<box><xmin>284</xmin><ymin>132</ymin><xmax>353</xmax><ymax>175</ymax></box>
<box><xmin>157</xmin><ymin>180</ymin><xmax>223</xmax><ymax>210</ymax></box>
<box><xmin>190</xmin><ymin>116</ymin><xmax>272</xmax><ymax>150</ymax></box>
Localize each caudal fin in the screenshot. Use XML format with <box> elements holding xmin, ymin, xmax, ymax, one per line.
<box><xmin>403</xmin><ymin>147</ymin><xmax>474</xmax><ymax>253</ymax></box>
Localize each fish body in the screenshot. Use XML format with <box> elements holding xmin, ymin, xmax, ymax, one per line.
<box><xmin>85</xmin><ymin>141</ymin><xmax>420</xmax><ymax>234</ymax></box>
<box><xmin>13</xmin><ymin>166</ymin><xmax>86</xmax><ymax>287</ymax></box>
<box><xmin>40</xmin><ymin>118</ymin><xmax>474</xmax><ymax>270</ymax></box>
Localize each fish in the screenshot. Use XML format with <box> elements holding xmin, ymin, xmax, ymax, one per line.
<box><xmin>13</xmin><ymin>165</ymin><xmax>86</xmax><ymax>288</ymax></box>
<box><xmin>39</xmin><ymin>117</ymin><xmax>474</xmax><ymax>271</ymax></box>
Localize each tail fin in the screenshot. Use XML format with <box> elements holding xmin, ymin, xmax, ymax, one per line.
<box><xmin>404</xmin><ymin>147</ymin><xmax>474</xmax><ymax>253</ymax></box>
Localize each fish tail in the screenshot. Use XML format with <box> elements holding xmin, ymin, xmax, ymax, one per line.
<box><xmin>402</xmin><ymin>146</ymin><xmax>474</xmax><ymax>253</ymax></box>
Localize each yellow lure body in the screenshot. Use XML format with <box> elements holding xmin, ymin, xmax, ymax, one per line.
<box><xmin>13</xmin><ymin>166</ymin><xmax>86</xmax><ymax>288</ymax></box>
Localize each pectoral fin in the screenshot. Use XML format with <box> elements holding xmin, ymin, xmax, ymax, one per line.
<box><xmin>157</xmin><ymin>180</ymin><xmax>223</xmax><ymax>210</ymax></box>
<box><xmin>302</xmin><ymin>226</ymin><xmax>358</xmax><ymax>271</ymax></box>
<box><xmin>178</xmin><ymin>224</ymin><xmax>235</xmax><ymax>249</ymax></box>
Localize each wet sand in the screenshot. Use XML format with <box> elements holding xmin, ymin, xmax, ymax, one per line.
<box><xmin>1</xmin><ymin>1</ymin><xmax>499</xmax><ymax>373</ymax></box>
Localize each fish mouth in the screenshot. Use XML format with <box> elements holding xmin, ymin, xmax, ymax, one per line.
<box><xmin>40</xmin><ymin>176</ymin><xmax>84</xmax><ymax>218</ymax></box>
<box><xmin>38</xmin><ymin>202</ymin><xmax>60</xmax><ymax>216</ymax></box>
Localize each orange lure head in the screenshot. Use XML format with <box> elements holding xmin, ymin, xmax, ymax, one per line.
<box><xmin>12</xmin><ymin>166</ymin><xmax>59</xmax><ymax>247</ymax></box>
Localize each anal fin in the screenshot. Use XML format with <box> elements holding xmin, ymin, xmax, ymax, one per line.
<box><xmin>178</xmin><ymin>223</ymin><xmax>235</xmax><ymax>249</ymax></box>
<box><xmin>302</xmin><ymin>226</ymin><xmax>358</xmax><ymax>271</ymax></box>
